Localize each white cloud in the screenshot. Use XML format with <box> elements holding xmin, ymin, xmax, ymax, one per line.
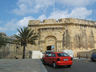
<box><xmin>0</xmin><ymin>19</ymin><xmax>18</xmax><ymax>31</ymax></box>
<box><xmin>13</xmin><ymin>3</ymin><xmax>28</xmax><ymax>15</ymax></box>
<box><xmin>6</xmin><ymin>19</ymin><xmax>18</xmax><ymax>31</ymax></box>
<box><xmin>0</xmin><ymin>19</ymin><xmax>18</xmax><ymax>34</ymax></box>
<box><xmin>56</xmin><ymin>0</ymin><xmax>96</xmax><ymax>7</ymax></box>
<box><xmin>0</xmin><ymin>27</ymin><xmax>7</xmax><ymax>31</ymax></box>
<box><xmin>69</xmin><ymin>8</ymin><xmax>92</xmax><ymax>19</ymax></box>
<box><xmin>38</xmin><ymin>15</ymin><xmax>47</xmax><ymax>21</ymax></box>
<box><xmin>48</xmin><ymin>7</ymin><xmax>92</xmax><ymax>19</ymax></box>
<box><xmin>0</xmin><ymin>17</ymin><xmax>34</xmax><ymax>32</ymax></box>
<box><xmin>12</xmin><ymin>0</ymin><xmax>95</xmax><ymax>17</ymax></box>
<box><xmin>17</xmin><ymin>16</ymin><xmax>34</xmax><ymax>27</ymax></box>
<box><xmin>13</xmin><ymin>0</ymin><xmax>54</xmax><ymax>15</ymax></box>
<box><xmin>48</xmin><ymin>10</ymin><xmax>69</xmax><ymax>19</ymax></box>
<box><xmin>13</xmin><ymin>0</ymin><xmax>96</xmax><ymax>16</ymax></box>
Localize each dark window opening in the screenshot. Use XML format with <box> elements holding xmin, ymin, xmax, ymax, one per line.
<box><xmin>47</xmin><ymin>46</ymin><xmax>52</xmax><ymax>50</ymax></box>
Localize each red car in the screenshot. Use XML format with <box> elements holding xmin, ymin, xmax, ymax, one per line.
<box><xmin>42</xmin><ymin>52</ymin><xmax>73</xmax><ymax>68</ymax></box>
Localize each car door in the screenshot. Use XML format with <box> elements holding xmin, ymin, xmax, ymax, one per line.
<box><xmin>43</xmin><ymin>54</ymin><xmax>46</xmax><ymax>62</ymax></box>
<box><xmin>47</xmin><ymin>53</ymin><xmax>52</xmax><ymax>64</ymax></box>
<box><xmin>44</xmin><ymin>54</ymin><xmax>49</xmax><ymax>63</ymax></box>
<box><xmin>50</xmin><ymin>53</ymin><xmax>56</xmax><ymax>64</ymax></box>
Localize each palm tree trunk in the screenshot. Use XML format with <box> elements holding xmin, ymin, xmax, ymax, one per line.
<box><xmin>22</xmin><ymin>45</ymin><xmax>26</xmax><ymax>59</ymax></box>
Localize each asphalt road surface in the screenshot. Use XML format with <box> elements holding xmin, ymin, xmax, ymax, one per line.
<box><xmin>45</xmin><ymin>60</ymin><xmax>96</xmax><ymax>72</ymax></box>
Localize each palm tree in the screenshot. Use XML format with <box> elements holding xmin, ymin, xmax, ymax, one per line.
<box><xmin>15</xmin><ymin>27</ymin><xmax>38</xmax><ymax>59</ymax></box>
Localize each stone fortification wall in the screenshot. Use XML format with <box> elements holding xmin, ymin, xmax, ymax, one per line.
<box><xmin>28</xmin><ymin>18</ymin><xmax>96</xmax><ymax>26</ymax></box>
<box><xmin>28</xmin><ymin>18</ymin><xmax>96</xmax><ymax>57</ymax></box>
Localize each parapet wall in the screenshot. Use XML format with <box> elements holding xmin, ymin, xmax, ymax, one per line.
<box><xmin>28</xmin><ymin>18</ymin><xmax>96</xmax><ymax>26</ymax></box>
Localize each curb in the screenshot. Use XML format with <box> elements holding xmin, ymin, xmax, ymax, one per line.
<box><xmin>39</xmin><ymin>59</ymin><xmax>48</xmax><ymax>72</ymax></box>
<box><xmin>73</xmin><ymin>58</ymin><xmax>91</xmax><ymax>63</ymax></box>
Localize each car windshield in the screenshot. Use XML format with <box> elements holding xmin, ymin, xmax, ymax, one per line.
<box><xmin>57</xmin><ymin>53</ymin><xmax>69</xmax><ymax>57</ymax></box>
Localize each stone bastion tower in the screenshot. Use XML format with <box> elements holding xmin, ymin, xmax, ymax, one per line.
<box><xmin>28</xmin><ymin>18</ymin><xmax>96</xmax><ymax>57</ymax></box>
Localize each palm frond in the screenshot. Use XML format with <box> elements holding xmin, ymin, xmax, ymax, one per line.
<box><xmin>15</xmin><ymin>27</ymin><xmax>38</xmax><ymax>46</ymax></box>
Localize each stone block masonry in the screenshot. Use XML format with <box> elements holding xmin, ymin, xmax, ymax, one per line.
<box><xmin>28</xmin><ymin>18</ymin><xmax>96</xmax><ymax>57</ymax></box>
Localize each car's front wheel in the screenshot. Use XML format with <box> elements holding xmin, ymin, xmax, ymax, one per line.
<box><xmin>42</xmin><ymin>59</ymin><xmax>46</xmax><ymax>65</ymax></box>
<box><xmin>52</xmin><ymin>62</ymin><xmax>57</xmax><ymax>68</ymax></box>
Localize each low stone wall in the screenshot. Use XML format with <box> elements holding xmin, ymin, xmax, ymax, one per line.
<box><xmin>77</xmin><ymin>49</ymin><xmax>96</xmax><ymax>58</ymax></box>
<box><xmin>0</xmin><ymin>43</ymin><xmax>39</xmax><ymax>59</ymax></box>
<box><xmin>77</xmin><ymin>51</ymin><xmax>91</xmax><ymax>58</ymax></box>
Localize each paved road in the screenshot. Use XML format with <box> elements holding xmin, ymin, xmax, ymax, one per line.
<box><xmin>45</xmin><ymin>60</ymin><xmax>96</xmax><ymax>72</ymax></box>
<box><xmin>0</xmin><ymin>59</ymin><xmax>47</xmax><ymax>72</ymax></box>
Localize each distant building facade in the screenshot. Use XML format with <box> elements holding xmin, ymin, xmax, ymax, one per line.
<box><xmin>28</xmin><ymin>18</ymin><xmax>96</xmax><ymax>57</ymax></box>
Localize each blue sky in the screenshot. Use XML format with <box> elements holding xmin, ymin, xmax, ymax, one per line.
<box><xmin>0</xmin><ymin>0</ymin><xmax>96</xmax><ymax>36</ymax></box>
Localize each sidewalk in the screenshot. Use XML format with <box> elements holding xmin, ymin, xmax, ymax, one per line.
<box><xmin>0</xmin><ymin>59</ymin><xmax>47</xmax><ymax>72</ymax></box>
